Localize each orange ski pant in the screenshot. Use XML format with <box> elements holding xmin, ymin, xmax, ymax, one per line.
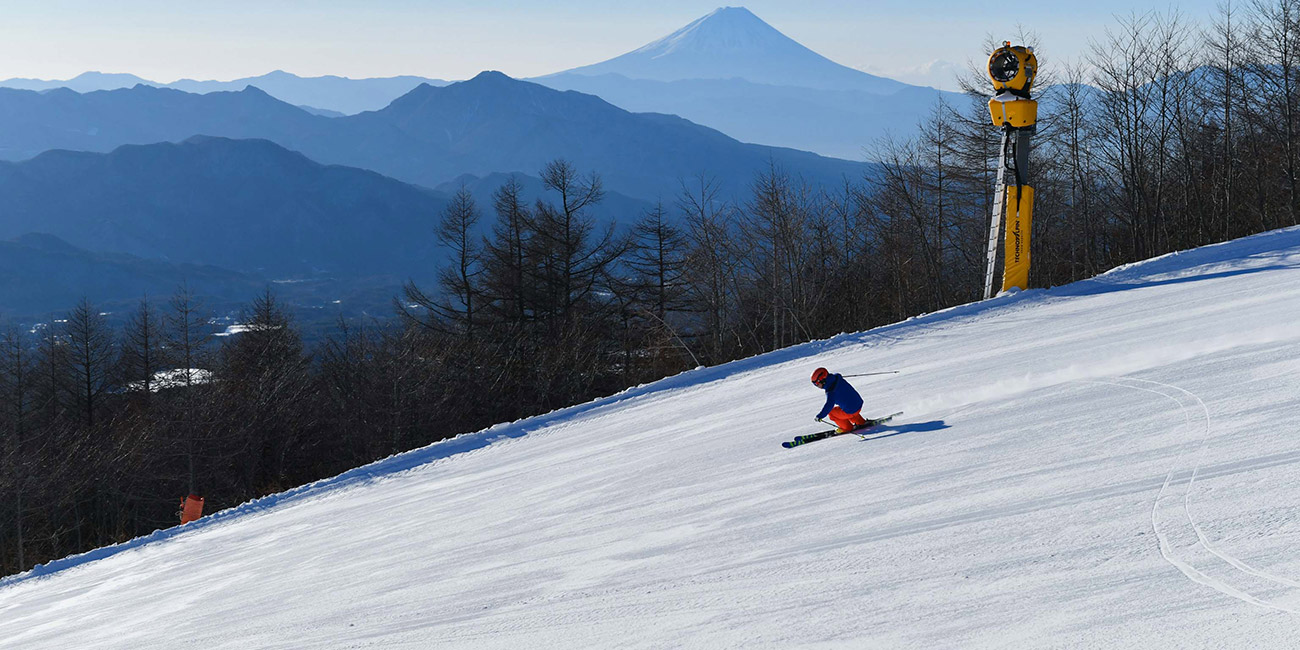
<box><xmin>827</xmin><ymin>407</ymin><xmax>868</xmax><ymax>432</ymax></box>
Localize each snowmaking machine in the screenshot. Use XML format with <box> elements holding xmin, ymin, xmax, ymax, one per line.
<box><xmin>983</xmin><ymin>42</ymin><xmax>1038</xmax><ymax>298</ymax></box>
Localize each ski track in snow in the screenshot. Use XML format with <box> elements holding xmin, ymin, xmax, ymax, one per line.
<box><xmin>1088</xmin><ymin>377</ymin><xmax>1300</xmax><ymax>614</ymax></box>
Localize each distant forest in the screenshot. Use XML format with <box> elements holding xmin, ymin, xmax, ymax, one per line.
<box><xmin>2</xmin><ymin>5</ymin><xmax>1296</xmax><ymax>577</ymax></box>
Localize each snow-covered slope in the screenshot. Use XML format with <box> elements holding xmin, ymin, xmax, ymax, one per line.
<box><xmin>554</xmin><ymin>7</ymin><xmax>907</xmax><ymax>94</ymax></box>
<box><xmin>4</xmin><ymin>228</ymin><xmax>1300</xmax><ymax>647</ymax></box>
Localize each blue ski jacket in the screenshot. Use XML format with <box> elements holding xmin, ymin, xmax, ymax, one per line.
<box><xmin>816</xmin><ymin>373</ymin><xmax>863</xmax><ymax>419</ymax></box>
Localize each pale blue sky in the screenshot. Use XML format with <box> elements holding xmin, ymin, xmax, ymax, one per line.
<box><xmin>0</xmin><ymin>1</ymin><xmax>1226</xmax><ymax>87</ymax></box>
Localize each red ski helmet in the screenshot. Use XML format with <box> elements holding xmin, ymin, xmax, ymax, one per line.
<box><xmin>811</xmin><ymin>367</ymin><xmax>829</xmax><ymax>386</ymax></box>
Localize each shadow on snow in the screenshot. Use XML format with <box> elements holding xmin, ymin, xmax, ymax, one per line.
<box><xmin>862</xmin><ymin>419</ymin><xmax>950</xmax><ymax>442</ymax></box>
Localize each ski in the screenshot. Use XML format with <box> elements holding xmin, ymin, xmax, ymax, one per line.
<box><xmin>783</xmin><ymin>429</ymin><xmax>838</xmax><ymax>447</ymax></box>
<box><xmin>782</xmin><ymin>412</ymin><xmax>902</xmax><ymax>448</ymax></box>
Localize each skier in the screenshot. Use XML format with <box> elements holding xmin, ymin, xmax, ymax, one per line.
<box><xmin>810</xmin><ymin>367</ymin><xmax>870</xmax><ymax>433</ymax></box>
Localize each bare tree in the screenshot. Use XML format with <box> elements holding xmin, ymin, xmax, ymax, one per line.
<box><xmin>481</xmin><ymin>176</ymin><xmax>533</xmax><ymax>326</ymax></box>
<box><xmin>403</xmin><ymin>184</ymin><xmax>484</xmax><ymax>343</ymax></box>
<box><xmin>679</xmin><ymin>174</ymin><xmax>744</xmax><ymax>363</ymax></box>
<box><xmin>0</xmin><ymin>325</ymin><xmax>34</xmax><ymax>569</ymax></box>
<box><xmin>531</xmin><ymin>159</ymin><xmax>626</xmax><ymax>320</ymax></box>
<box><xmin>63</xmin><ymin>299</ymin><xmax>114</xmax><ymax>429</ymax></box>
<box><xmin>617</xmin><ymin>203</ymin><xmax>697</xmax><ymax>372</ymax></box>
<box><xmin>217</xmin><ymin>290</ymin><xmax>312</xmax><ymax>495</ymax></box>
<box><xmin>165</xmin><ymin>285</ymin><xmax>213</xmax><ymax>495</ymax></box>
<box><xmin>118</xmin><ymin>298</ymin><xmax>163</xmax><ymax>401</ymax></box>
<box><xmin>1247</xmin><ymin>0</ymin><xmax>1300</xmax><ymax>227</ymax></box>
<box><xmin>1090</xmin><ymin>11</ymin><xmax>1198</xmax><ymax>259</ymax></box>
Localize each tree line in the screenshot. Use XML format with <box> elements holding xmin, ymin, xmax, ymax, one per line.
<box><xmin>3</xmin><ymin>3</ymin><xmax>1299</xmax><ymax>577</ymax></box>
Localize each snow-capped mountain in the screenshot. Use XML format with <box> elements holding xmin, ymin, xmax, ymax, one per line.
<box><xmin>537</xmin><ymin>7</ymin><xmax>964</xmax><ymax>158</ymax></box>
<box><xmin>537</xmin><ymin>72</ymin><xmax>949</xmax><ymax>160</ymax></box>
<box><xmin>553</xmin><ymin>6</ymin><xmax>908</xmax><ymax>94</ymax></box>
<box><xmin>3</xmin><ymin>226</ymin><xmax>1299</xmax><ymax>647</ymax></box>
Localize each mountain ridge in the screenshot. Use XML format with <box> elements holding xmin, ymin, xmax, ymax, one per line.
<box><xmin>0</xmin><ymin>70</ymin><xmax>449</xmax><ymax>115</ymax></box>
<box><xmin>0</xmin><ymin>8</ymin><xmax>955</xmax><ymax>158</ymax></box>
<box><xmin>0</xmin><ymin>73</ymin><xmax>872</xmax><ymax>201</ymax></box>
<box><xmin>0</xmin><ymin>135</ymin><xmax>446</xmax><ymax>276</ymax></box>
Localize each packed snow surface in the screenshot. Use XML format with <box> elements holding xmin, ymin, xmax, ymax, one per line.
<box><xmin>4</xmin><ymin>228</ymin><xmax>1300</xmax><ymax>648</ymax></box>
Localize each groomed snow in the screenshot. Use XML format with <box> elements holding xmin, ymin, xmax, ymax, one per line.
<box><xmin>4</xmin><ymin>228</ymin><xmax>1300</xmax><ymax>648</ymax></box>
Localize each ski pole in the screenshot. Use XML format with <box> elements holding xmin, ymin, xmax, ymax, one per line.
<box><xmin>842</xmin><ymin>371</ymin><xmax>899</xmax><ymax>378</ymax></box>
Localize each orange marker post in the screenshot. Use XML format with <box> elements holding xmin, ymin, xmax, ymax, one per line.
<box><xmin>180</xmin><ymin>495</ymin><xmax>205</xmax><ymax>524</ymax></box>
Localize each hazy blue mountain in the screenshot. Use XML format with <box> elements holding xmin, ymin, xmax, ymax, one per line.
<box><xmin>0</xmin><ymin>84</ymin><xmax>331</xmax><ymax>161</ymax></box>
<box><xmin>0</xmin><ymin>6</ymin><xmax>964</xmax><ymax>158</ymax></box>
<box><xmin>0</xmin><ymin>136</ymin><xmax>447</xmax><ymax>277</ymax></box>
<box><xmin>554</xmin><ymin>7</ymin><xmax>905</xmax><ymax>93</ymax></box>
<box><xmin>0</xmin><ymin>232</ymin><xmax>428</xmax><ymax>329</ymax></box>
<box><xmin>299</xmin><ymin>105</ymin><xmax>346</xmax><ymax>118</ymax></box>
<box><xmin>334</xmin><ymin>71</ymin><xmax>872</xmax><ymax>200</ymax></box>
<box><xmin>534</xmin><ymin>7</ymin><xmax>967</xmax><ymax>159</ymax></box>
<box><xmin>0</xmin><ymin>71</ymin><xmax>154</xmax><ymax>93</ymax></box>
<box><xmin>0</xmin><ymin>233</ymin><xmax>261</xmax><ymax>318</ymax></box>
<box><xmin>538</xmin><ymin>73</ymin><xmax>951</xmax><ymax>160</ymax></box>
<box><xmin>0</xmin><ymin>73</ymin><xmax>872</xmax><ymax>202</ymax></box>
<box><xmin>0</xmin><ymin>70</ymin><xmax>448</xmax><ymax>115</ymax></box>
<box><xmin>0</xmin><ymin>139</ymin><xmax>666</xmax><ymax>322</ymax></box>
<box><xmin>165</xmin><ymin>70</ymin><xmax>448</xmax><ymax>114</ymax></box>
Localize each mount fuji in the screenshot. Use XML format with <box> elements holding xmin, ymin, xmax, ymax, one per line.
<box><xmin>537</xmin><ymin>7</ymin><xmax>965</xmax><ymax>159</ymax></box>
<box><xmin>555</xmin><ymin>6</ymin><xmax>907</xmax><ymax>94</ymax></box>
